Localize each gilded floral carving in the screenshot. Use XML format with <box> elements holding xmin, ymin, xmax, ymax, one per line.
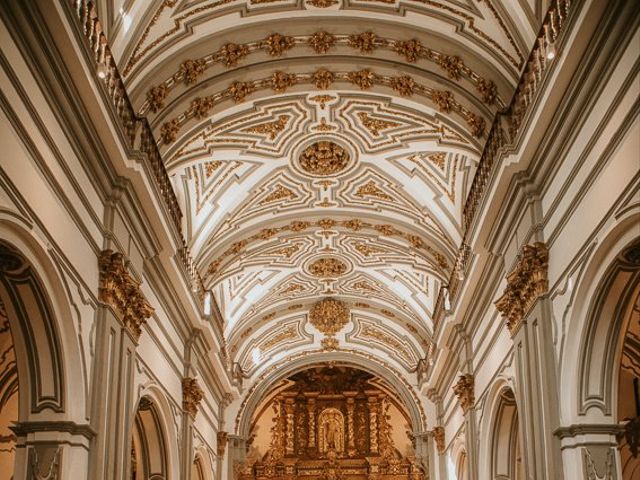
<box><xmin>495</xmin><ymin>242</ymin><xmax>549</xmax><ymax>336</ymax></box>
<box><xmin>270</xmin><ymin>71</ymin><xmax>297</xmax><ymax>93</ymax></box>
<box><xmin>308</xmin><ymin>257</ymin><xmax>348</xmax><ymax>277</ymax></box>
<box><xmin>308</xmin><ymin>31</ymin><xmax>336</xmax><ymax>54</ymax></box>
<box><xmin>190</xmin><ymin>96</ymin><xmax>215</xmax><ymax>119</ymax></box>
<box><xmin>147</xmin><ymin>84</ymin><xmax>169</xmax><ymax>113</ymax></box>
<box><xmin>393</xmin><ymin>39</ymin><xmax>423</xmax><ymax>62</ymax></box>
<box><xmin>162</xmin><ymin>118</ymin><xmax>180</xmax><ymax>144</ymax></box>
<box><xmin>182</xmin><ymin>377</ymin><xmax>204</xmax><ymax>419</ymax></box>
<box><xmin>437</xmin><ymin>54</ymin><xmax>464</xmax><ymax>80</ymax></box>
<box><xmin>307</xmin><ymin>0</ymin><xmax>338</xmax><ymax>6</ymax></box>
<box><xmin>178</xmin><ymin>58</ymin><xmax>207</xmax><ymax>85</ymax></box>
<box><xmin>348</xmin><ymin>31</ymin><xmax>378</xmax><ymax>53</ymax></box>
<box><xmin>217</xmin><ymin>42</ymin><xmax>249</xmax><ymax>67</ymax></box>
<box><xmin>452</xmin><ymin>374</ymin><xmax>475</xmax><ymax>413</ymax></box>
<box><xmin>309</xmin><ymin>94</ymin><xmax>335</xmax><ymax>109</ymax></box>
<box><xmin>390</xmin><ymin>75</ymin><xmax>416</xmax><ymax>96</ymax></box>
<box><xmin>227</xmin><ymin>81</ymin><xmax>254</xmax><ymax>103</ymax></box>
<box><xmin>217</xmin><ymin>431</ymin><xmax>228</xmax><ymax>457</ymax></box>
<box><xmin>431</xmin><ymin>90</ymin><xmax>454</xmax><ymax>113</ymax></box>
<box><xmin>261</xmin><ymin>33</ymin><xmax>296</xmax><ymax>57</ymax></box>
<box><xmin>467</xmin><ymin>113</ymin><xmax>486</xmax><ymax>137</ymax></box>
<box><xmin>309</xmin><ymin>298</ymin><xmax>350</xmax><ymax>335</ymax></box>
<box><xmin>357</xmin><ymin>112</ymin><xmax>400</xmax><ymax>136</ymax></box>
<box><xmin>98</xmin><ymin>250</ymin><xmax>154</xmax><ymax>342</ymax></box>
<box><xmin>298</xmin><ymin>141</ymin><xmax>350</xmax><ymax>176</ymax></box>
<box><xmin>432</xmin><ymin>426</ymin><xmax>445</xmax><ymax>454</ymax></box>
<box><xmin>312</xmin><ymin>68</ymin><xmax>335</xmax><ymax>89</ymax></box>
<box><xmin>347</xmin><ymin>69</ymin><xmax>375</xmax><ymax>90</ymax></box>
<box><xmin>355</xmin><ymin>181</ymin><xmax>392</xmax><ymax>201</ymax></box>
<box><xmin>476</xmin><ymin>77</ymin><xmax>498</xmax><ymax>104</ymax></box>
<box><xmin>261</xmin><ymin>184</ymin><xmax>296</xmax><ymax>204</ymax></box>
<box><xmin>243</xmin><ymin>114</ymin><xmax>290</xmax><ymax>139</ymax></box>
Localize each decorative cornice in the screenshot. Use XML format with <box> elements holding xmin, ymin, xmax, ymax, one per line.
<box><xmin>98</xmin><ymin>250</ymin><xmax>154</xmax><ymax>342</ymax></box>
<box><xmin>182</xmin><ymin>377</ymin><xmax>204</xmax><ymax>419</ymax></box>
<box><xmin>452</xmin><ymin>374</ymin><xmax>475</xmax><ymax>413</ymax></box>
<box><xmin>432</xmin><ymin>426</ymin><xmax>445</xmax><ymax>454</ymax></box>
<box><xmin>495</xmin><ymin>242</ymin><xmax>549</xmax><ymax>336</ymax></box>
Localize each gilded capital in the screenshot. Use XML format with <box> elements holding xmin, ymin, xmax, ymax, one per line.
<box><xmin>182</xmin><ymin>377</ymin><xmax>204</xmax><ymax>419</ymax></box>
<box><xmin>217</xmin><ymin>431</ymin><xmax>228</xmax><ymax>457</ymax></box>
<box><xmin>452</xmin><ymin>374</ymin><xmax>475</xmax><ymax>413</ymax></box>
<box><xmin>432</xmin><ymin>426</ymin><xmax>445</xmax><ymax>454</ymax></box>
<box><xmin>98</xmin><ymin>250</ymin><xmax>154</xmax><ymax>341</ymax></box>
<box><xmin>495</xmin><ymin>242</ymin><xmax>549</xmax><ymax>336</ymax></box>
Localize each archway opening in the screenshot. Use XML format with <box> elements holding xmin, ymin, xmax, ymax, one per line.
<box><xmin>237</xmin><ymin>364</ymin><xmax>425</xmax><ymax>479</ymax></box>
<box><xmin>131</xmin><ymin>396</ymin><xmax>169</xmax><ymax>480</ymax></box>
<box><xmin>491</xmin><ymin>388</ymin><xmax>523</xmax><ymax>480</ymax></box>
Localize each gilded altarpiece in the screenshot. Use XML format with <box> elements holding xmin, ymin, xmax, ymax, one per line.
<box><xmin>239</xmin><ymin>368</ymin><xmax>425</xmax><ymax>480</ymax></box>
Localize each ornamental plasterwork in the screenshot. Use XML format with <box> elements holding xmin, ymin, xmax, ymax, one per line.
<box><xmin>309</xmin><ymin>298</ymin><xmax>350</xmax><ymax>336</ymax></box>
<box><xmin>121</xmin><ymin>1</ymin><xmax>526</xmax><ymax>83</ymax></box>
<box><xmin>307</xmin><ymin>257</ymin><xmax>349</xmax><ymax>278</ymax></box>
<box><xmin>137</xmin><ymin>30</ymin><xmax>503</xmax><ymax>116</ymax></box>
<box><xmin>349</xmin><ymin>319</ymin><xmax>420</xmax><ymax>369</ymax></box>
<box><xmin>182</xmin><ymin>377</ymin><xmax>204</xmax><ymax>419</ymax></box>
<box><xmin>494</xmin><ymin>242</ymin><xmax>549</xmax><ymax>336</ymax></box>
<box><xmin>452</xmin><ymin>374</ymin><xmax>475</xmax><ymax>413</ymax></box>
<box><xmin>297</xmin><ymin>141</ymin><xmax>351</xmax><ymax>176</ymax></box>
<box><xmin>98</xmin><ymin>250</ymin><xmax>154</xmax><ymax>342</ymax></box>
<box><xmin>158</xmin><ymin>68</ymin><xmax>487</xmax><ymax>143</ymax></box>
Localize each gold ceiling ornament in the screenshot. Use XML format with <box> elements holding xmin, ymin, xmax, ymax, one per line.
<box><xmin>272</xmin><ymin>244</ymin><xmax>301</xmax><ymax>258</ymax></box>
<box><xmin>308</xmin><ymin>31</ymin><xmax>336</xmax><ymax>54</ymax></box>
<box><xmin>191</xmin><ymin>96</ymin><xmax>215</xmax><ymax>119</ymax></box>
<box><xmin>261</xmin><ymin>184</ymin><xmax>296</xmax><ymax>204</ymax></box>
<box><xmin>205</xmin><ymin>217</ymin><xmax>450</xmax><ymax>278</ymax></box>
<box><xmin>279</xmin><ymin>283</ymin><xmax>306</xmax><ymax>296</ymax></box>
<box><xmin>98</xmin><ymin>250</ymin><xmax>154</xmax><ymax>342</ymax></box>
<box><xmin>309</xmin><ymin>298</ymin><xmax>350</xmax><ymax>335</ymax></box>
<box><xmin>452</xmin><ymin>373</ymin><xmax>475</xmax><ymax>413</ymax></box>
<box><xmin>261</xmin><ymin>325</ymin><xmax>297</xmax><ymax>351</ymax></box>
<box><xmin>432</xmin><ymin>426</ymin><xmax>445</xmax><ymax>454</ymax></box>
<box><xmin>308</xmin><ymin>257</ymin><xmax>348</xmax><ymax>277</ymax></box>
<box><xmin>476</xmin><ymin>77</ymin><xmax>498</xmax><ymax>105</ymax></box>
<box><xmin>182</xmin><ymin>377</ymin><xmax>204</xmax><ymax>419</ymax></box>
<box><xmin>227</xmin><ymin>81</ymin><xmax>255</xmax><ymax>103</ymax></box>
<box><xmin>393</xmin><ymin>39</ymin><xmax>424</xmax><ymax>63</ymax></box>
<box><xmin>427</xmin><ymin>152</ymin><xmax>446</xmax><ymax>169</ymax></box>
<box><xmin>309</xmin><ymin>94</ymin><xmax>335</xmax><ymax>109</ymax></box>
<box><xmin>361</xmin><ymin>325</ymin><xmax>413</xmax><ymax>364</ymax></box>
<box><xmin>298</xmin><ymin>141</ymin><xmax>350</xmax><ymax>176</ymax></box>
<box><xmin>355</xmin><ymin>181</ymin><xmax>393</xmax><ymax>201</ymax></box>
<box><xmin>467</xmin><ymin>113</ymin><xmax>486</xmax><ymax>137</ymax></box>
<box><xmin>217</xmin><ymin>42</ymin><xmax>250</xmax><ymax>67</ymax></box>
<box><xmin>494</xmin><ymin>242</ymin><xmax>549</xmax><ymax>336</ymax></box>
<box><xmin>437</xmin><ymin>54</ymin><xmax>464</xmax><ymax>80</ymax></box>
<box><xmin>161</xmin><ymin>117</ymin><xmax>181</xmax><ymax>144</ymax></box>
<box><xmin>354</xmin><ymin>242</ymin><xmax>385</xmax><ymax>257</ymax></box>
<box><xmin>347</xmin><ymin>69</ymin><xmax>376</xmax><ymax>90</ymax></box>
<box><xmin>142</xmin><ymin>31</ymin><xmax>501</xmax><ymax>117</ymax></box>
<box><xmin>348</xmin><ymin>31</ymin><xmax>378</xmax><ymax>53</ymax></box>
<box><xmin>307</xmin><ymin>0</ymin><xmax>339</xmax><ymax>7</ymax></box>
<box><xmin>321</xmin><ymin>336</ymin><xmax>340</xmax><ymax>350</ymax></box>
<box><xmin>311</xmin><ymin>118</ymin><xmax>336</xmax><ymax>132</ymax></box>
<box><xmin>356</xmin><ymin>112</ymin><xmax>400</xmax><ymax>136</ymax></box>
<box><xmin>312</xmin><ymin>68</ymin><xmax>335</xmax><ymax>89</ymax></box>
<box><xmin>146</xmin><ymin>84</ymin><xmax>169</xmax><ymax>113</ymax></box>
<box><xmin>270</xmin><ymin>71</ymin><xmax>298</xmax><ymax>93</ymax></box>
<box><xmin>431</xmin><ymin>90</ymin><xmax>455</xmax><ymax>113</ymax></box>
<box><xmin>390</xmin><ymin>75</ymin><xmax>416</xmax><ymax>96</ymax></box>
<box><xmin>243</xmin><ymin>114</ymin><xmax>290</xmax><ymax>140</ymax></box>
<box><xmin>261</xmin><ymin>33</ymin><xmax>296</xmax><ymax>57</ymax></box>
<box><xmin>204</xmin><ymin>160</ymin><xmax>222</xmax><ymax>178</ymax></box>
<box><xmin>178</xmin><ymin>58</ymin><xmax>207</xmax><ymax>85</ymax></box>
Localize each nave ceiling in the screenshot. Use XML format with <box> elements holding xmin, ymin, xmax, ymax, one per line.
<box><xmin>100</xmin><ymin>0</ymin><xmax>543</xmax><ymax>382</ymax></box>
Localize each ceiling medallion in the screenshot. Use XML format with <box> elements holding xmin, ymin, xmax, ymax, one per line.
<box><xmin>309</xmin><ymin>298</ymin><xmax>350</xmax><ymax>336</ymax></box>
<box><xmin>298</xmin><ymin>141</ymin><xmax>350</xmax><ymax>176</ymax></box>
<box><xmin>307</xmin><ymin>257</ymin><xmax>348</xmax><ymax>278</ymax></box>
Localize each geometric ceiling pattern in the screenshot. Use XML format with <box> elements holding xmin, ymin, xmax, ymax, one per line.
<box><xmin>106</xmin><ymin>0</ymin><xmax>541</xmax><ymax>381</ymax></box>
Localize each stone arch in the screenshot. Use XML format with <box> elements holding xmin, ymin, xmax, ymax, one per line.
<box><xmin>234</xmin><ymin>351</ymin><xmax>427</xmax><ymax>439</ymax></box>
<box><xmin>0</xmin><ymin>218</ymin><xmax>87</xmax><ymax>422</ymax></box>
<box><xmin>559</xmin><ymin>212</ymin><xmax>640</xmax><ymax>422</ymax></box>
<box><xmin>131</xmin><ymin>386</ymin><xmax>180</xmax><ymax>480</ymax></box>
<box><xmin>191</xmin><ymin>446</ymin><xmax>215</xmax><ymax>480</ymax></box>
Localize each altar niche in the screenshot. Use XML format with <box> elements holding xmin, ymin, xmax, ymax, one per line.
<box><xmin>239</xmin><ymin>366</ymin><xmax>425</xmax><ymax>480</ymax></box>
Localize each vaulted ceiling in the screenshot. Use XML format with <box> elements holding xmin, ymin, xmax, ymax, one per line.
<box><xmin>105</xmin><ymin>0</ymin><xmax>542</xmax><ymax>380</ymax></box>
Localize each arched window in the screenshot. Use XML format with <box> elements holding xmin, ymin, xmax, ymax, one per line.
<box><xmin>131</xmin><ymin>396</ymin><xmax>169</xmax><ymax>480</ymax></box>
<box><xmin>491</xmin><ymin>388</ymin><xmax>523</xmax><ymax>480</ymax></box>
